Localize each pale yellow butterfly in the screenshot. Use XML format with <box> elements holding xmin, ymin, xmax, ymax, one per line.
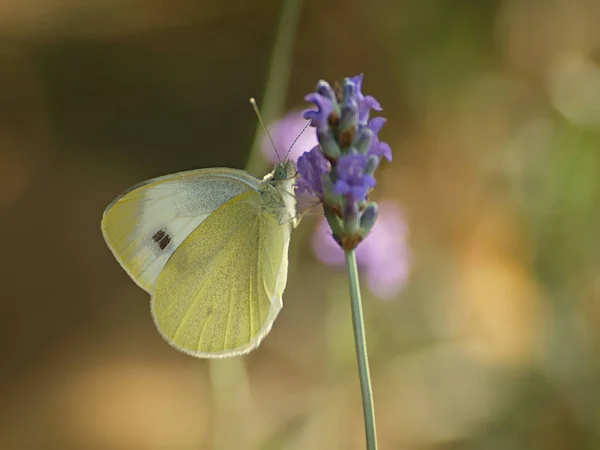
<box><xmin>102</xmin><ymin>103</ymin><xmax>298</xmax><ymax>358</ymax></box>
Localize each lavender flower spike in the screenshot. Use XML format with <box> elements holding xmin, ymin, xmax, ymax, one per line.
<box><xmin>301</xmin><ymin>75</ymin><xmax>391</xmax><ymax>450</ymax></box>
<box><xmin>298</xmin><ymin>74</ymin><xmax>392</xmax><ymax>250</ymax></box>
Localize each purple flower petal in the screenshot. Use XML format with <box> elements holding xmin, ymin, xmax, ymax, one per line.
<box><xmin>332</xmin><ymin>179</ymin><xmax>351</xmax><ymax>196</ymax></box>
<box><xmin>336</xmin><ymin>153</ymin><xmax>365</xmax><ymax>174</ymax></box>
<box><xmin>363</xmin><ymin>174</ymin><xmax>376</xmax><ymax>188</ymax></box>
<box><xmin>369</xmin><ymin>141</ymin><xmax>392</xmax><ymax>162</ymax></box>
<box><xmin>366</xmin><ymin>117</ymin><xmax>392</xmax><ymax>162</ymax></box>
<box><xmin>350</xmin><ymin>185</ymin><xmax>368</xmax><ymax>200</ymax></box>
<box><xmin>368</xmin><ymin>117</ymin><xmax>387</xmax><ymax>134</ymax></box>
<box><xmin>297</xmin><ymin>146</ymin><xmax>330</xmax><ymax>197</ymax></box>
<box><xmin>350</xmin><ymin>74</ymin><xmax>364</xmax><ymax>93</ymax></box>
<box><xmin>334</xmin><ymin>153</ymin><xmax>376</xmax><ymax>201</ymax></box>
<box><xmin>358</xmin><ymin>96</ymin><xmax>382</xmax><ymax>123</ymax></box>
<box><xmin>349</xmin><ymin>74</ymin><xmax>382</xmax><ymax>124</ymax></box>
<box><xmin>303</xmin><ymin>93</ymin><xmax>334</xmax><ymax>129</ymax></box>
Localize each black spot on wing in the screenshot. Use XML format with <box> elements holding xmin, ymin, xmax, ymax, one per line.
<box><xmin>152</xmin><ymin>229</ymin><xmax>171</xmax><ymax>251</ymax></box>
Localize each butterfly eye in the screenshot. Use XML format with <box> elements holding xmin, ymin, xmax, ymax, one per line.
<box><xmin>274</xmin><ymin>167</ymin><xmax>286</xmax><ymax>180</ymax></box>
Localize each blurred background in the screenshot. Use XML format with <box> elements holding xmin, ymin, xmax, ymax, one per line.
<box><xmin>2</xmin><ymin>0</ymin><xmax>600</xmax><ymax>449</ymax></box>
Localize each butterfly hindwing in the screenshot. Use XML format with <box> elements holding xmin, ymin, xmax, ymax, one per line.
<box><xmin>151</xmin><ymin>190</ymin><xmax>291</xmax><ymax>358</ymax></box>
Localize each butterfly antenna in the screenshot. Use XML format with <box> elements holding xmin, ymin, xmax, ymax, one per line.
<box><xmin>283</xmin><ymin>118</ymin><xmax>312</xmax><ymax>161</ymax></box>
<box><xmin>250</xmin><ymin>97</ymin><xmax>281</xmax><ymax>162</ymax></box>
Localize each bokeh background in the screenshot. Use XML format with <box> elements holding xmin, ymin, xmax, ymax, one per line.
<box><xmin>2</xmin><ymin>0</ymin><xmax>600</xmax><ymax>449</ymax></box>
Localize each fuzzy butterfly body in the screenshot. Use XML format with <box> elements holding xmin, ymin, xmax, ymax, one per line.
<box><xmin>101</xmin><ymin>161</ymin><xmax>296</xmax><ymax>357</ymax></box>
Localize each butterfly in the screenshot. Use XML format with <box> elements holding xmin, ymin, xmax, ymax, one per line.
<box><xmin>101</xmin><ymin>152</ymin><xmax>297</xmax><ymax>358</ymax></box>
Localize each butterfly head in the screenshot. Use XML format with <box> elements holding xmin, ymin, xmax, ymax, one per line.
<box><xmin>273</xmin><ymin>159</ymin><xmax>297</xmax><ymax>181</ymax></box>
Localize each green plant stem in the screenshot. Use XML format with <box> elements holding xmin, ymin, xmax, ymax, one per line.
<box><xmin>345</xmin><ymin>250</ymin><xmax>378</xmax><ymax>450</ymax></box>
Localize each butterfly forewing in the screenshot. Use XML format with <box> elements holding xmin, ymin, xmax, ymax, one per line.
<box><xmin>101</xmin><ymin>168</ymin><xmax>261</xmax><ymax>292</ymax></box>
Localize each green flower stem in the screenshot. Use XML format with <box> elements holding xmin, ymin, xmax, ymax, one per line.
<box><xmin>345</xmin><ymin>249</ymin><xmax>378</xmax><ymax>450</ymax></box>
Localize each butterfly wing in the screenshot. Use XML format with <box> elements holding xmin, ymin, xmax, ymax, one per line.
<box><xmin>151</xmin><ymin>190</ymin><xmax>292</xmax><ymax>358</ymax></box>
<box><xmin>101</xmin><ymin>168</ymin><xmax>260</xmax><ymax>293</ymax></box>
